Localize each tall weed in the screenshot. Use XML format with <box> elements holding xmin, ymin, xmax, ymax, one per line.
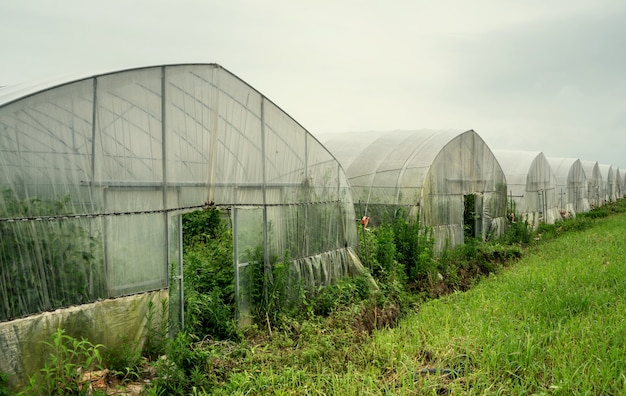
<box><xmin>20</xmin><ymin>329</ymin><xmax>103</xmax><ymax>396</ymax></box>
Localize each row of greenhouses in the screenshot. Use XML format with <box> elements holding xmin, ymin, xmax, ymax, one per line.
<box><xmin>0</xmin><ymin>63</ymin><xmax>623</xmax><ymax>387</ymax></box>
<box><xmin>321</xmin><ymin>130</ymin><xmax>624</xmax><ymax>251</ymax></box>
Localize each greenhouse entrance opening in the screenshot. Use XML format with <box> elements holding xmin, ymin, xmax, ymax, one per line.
<box><xmin>463</xmin><ymin>193</ymin><xmax>483</xmax><ymax>240</ymax></box>
<box><xmin>179</xmin><ymin>208</ymin><xmax>238</xmax><ymax>339</ymax></box>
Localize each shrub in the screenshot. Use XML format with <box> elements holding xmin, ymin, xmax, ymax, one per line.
<box><xmin>181</xmin><ymin>209</ymin><xmax>238</xmax><ymax>341</ymax></box>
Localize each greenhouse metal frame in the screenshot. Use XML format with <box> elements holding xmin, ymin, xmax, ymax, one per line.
<box><xmin>0</xmin><ymin>63</ymin><xmax>362</xmax><ymax>386</ymax></box>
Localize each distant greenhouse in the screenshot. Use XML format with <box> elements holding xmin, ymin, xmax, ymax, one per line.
<box><xmin>581</xmin><ymin>160</ymin><xmax>603</xmax><ymax>208</ymax></box>
<box><xmin>546</xmin><ymin>157</ymin><xmax>590</xmax><ymax>217</ymax></box>
<box><xmin>493</xmin><ymin>150</ymin><xmax>561</xmax><ymax>226</ymax></box>
<box><xmin>0</xmin><ymin>64</ymin><xmax>362</xmax><ymax>387</ymax></box>
<box><xmin>598</xmin><ymin>164</ymin><xmax>617</xmax><ymax>203</ymax></box>
<box><xmin>321</xmin><ymin>129</ymin><xmax>508</xmax><ymax>252</ymax></box>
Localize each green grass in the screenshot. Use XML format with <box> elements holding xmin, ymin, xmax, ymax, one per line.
<box><xmin>196</xmin><ymin>210</ymin><xmax>626</xmax><ymax>395</ymax></box>
<box><xmin>374</xmin><ymin>211</ymin><xmax>626</xmax><ymax>395</ymax></box>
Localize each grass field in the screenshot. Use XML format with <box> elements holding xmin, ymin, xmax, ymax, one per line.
<box><xmin>207</xmin><ymin>211</ymin><xmax>626</xmax><ymax>395</ymax></box>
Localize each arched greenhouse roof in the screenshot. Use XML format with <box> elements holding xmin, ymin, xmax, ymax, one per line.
<box><xmin>321</xmin><ymin>129</ymin><xmax>508</xmax><ymax>251</ymax></box>
<box><xmin>0</xmin><ymin>63</ymin><xmax>361</xmax><ymax>321</ymax></box>
<box><xmin>546</xmin><ymin>157</ymin><xmax>590</xmax><ymax>215</ymax></box>
<box><xmin>492</xmin><ymin>150</ymin><xmax>560</xmax><ymax>225</ymax></box>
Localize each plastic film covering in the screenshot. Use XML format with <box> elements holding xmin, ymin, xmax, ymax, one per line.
<box><xmin>581</xmin><ymin>160</ymin><xmax>603</xmax><ymax>208</ymax></box>
<box><xmin>322</xmin><ymin>130</ymin><xmax>508</xmax><ymax>252</ymax></box>
<box><xmin>0</xmin><ymin>64</ymin><xmax>360</xmax><ymax>317</ymax></box>
<box><xmin>0</xmin><ymin>64</ymin><xmax>362</xmax><ymax>384</ymax></box>
<box><xmin>615</xmin><ymin>168</ymin><xmax>624</xmax><ymax>199</ymax></box>
<box><xmin>493</xmin><ymin>150</ymin><xmax>561</xmax><ymax>226</ymax></box>
<box><xmin>546</xmin><ymin>157</ymin><xmax>590</xmax><ymax>217</ymax></box>
<box><xmin>598</xmin><ymin>164</ymin><xmax>617</xmax><ymax>204</ymax></box>
<box><xmin>0</xmin><ymin>290</ymin><xmax>167</xmax><ymax>389</ymax></box>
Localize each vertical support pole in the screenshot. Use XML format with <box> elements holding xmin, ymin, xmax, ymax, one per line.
<box><xmin>359</xmin><ymin>200</ymin><xmax>369</xmax><ymax>269</ymax></box>
<box><xmin>178</xmin><ymin>214</ymin><xmax>184</xmax><ymax>330</ymax></box>
<box><xmin>161</xmin><ymin>66</ymin><xmax>169</xmax><ymax>288</ymax></box>
<box><xmin>304</xmin><ymin>133</ymin><xmax>309</xmax><ymax>256</ymax></box>
<box><xmin>90</xmin><ymin>77</ymin><xmax>99</xmax><ymax>296</ymax></box>
<box><xmin>260</xmin><ymin>97</ymin><xmax>271</xmax><ymax>306</ymax></box>
<box><xmin>233</xmin><ymin>190</ymin><xmax>240</xmax><ymax>322</ymax></box>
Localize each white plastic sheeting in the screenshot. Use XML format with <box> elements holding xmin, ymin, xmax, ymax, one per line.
<box><xmin>581</xmin><ymin>161</ymin><xmax>603</xmax><ymax>208</ymax></box>
<box><xmin>598</xmin><ymin>164</ymin><xmax>617</xmax><ymax>203</ymax></box>
<box><xmin>615</xmin><ymin>168</ymin><xmax>626</xmax><ymax>199</ymax></box>
<box><xmin>493</xmin><ymin>150</ymin><xmax>561</xmax><ymax>226</ymax></box>
<box><xmin>0</xmin><ymin>290</ymin><xmax>167</xmax><ymax>389</ymax></box>
<box><xmin>546</xmin><ymin>157</ymin><xmax>590</xmax><ymax>217</ymax></box>
<box><xmin>321</xmin><ymin>129</ymin><xmax>508</xmax><ymax>252</ymax></box>
<box><xmin>0</xmin><ymin>64</ymin><xmax>363</xmax><ymax>387</ymax></box>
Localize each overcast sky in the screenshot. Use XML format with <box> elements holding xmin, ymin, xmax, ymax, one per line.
<box><xmin>1</xmin><ymin>0</ymin><xmax>625</xmax><ymax>169</ymax></box>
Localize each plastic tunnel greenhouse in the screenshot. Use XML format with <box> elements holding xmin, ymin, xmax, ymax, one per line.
<box><xmin>546</xmin><ymin>157</ymin><xmax>590</xmax><ymax>217</ymax></box>
<box><xmin>320</xmin><ymin>129</ymin><xmax>508</xmax><ymax>253</ymax></box>
<box><xmin>492</xmin><ymin>150</ymin><xmax>561</xmax><ymax>226</ymax></box>
<box><xmin>581</xmin><ymin>160</ymin><xmax>603</xmax><ymax>208</ymax></box>
<box><xmin>0</xmin><ymin>63</ymin><xmax>363</xmax><ymax>387</ymax></box>
<box><xmin>598</xmin><ymin>164</ymin><xmax>617</xmax><ymax>203</ymax></box>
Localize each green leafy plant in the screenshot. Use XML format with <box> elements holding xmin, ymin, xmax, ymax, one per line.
<box><xmin>247</xmin><ymin>247</ymin><xmax>308</xmax><ymax>330</ymax></box>
<box><xmin>0</xmin><ymin>371</ymin><xmax>11</xmax><ymax>396</ymax></box>
<box><xmin>151</xmin><ymin>332</ymin><xmax>211</xmax><ymax>394</ymax></box>
<box><xmin>143</xmin><ymin>299</ymin><xmax>170</xmax><ymax>361</ymax></box>
<box><xmin>182</xmin><ymin>208</ymin><xmax>238</xmax><ymax>340</ymax></box>
<box><xmin>101</xmin><ymin>336</ymin><xmax>143</xmax><ymax>384</ymax></box>
<box><xmin>21</xmin><ymin>329</ymin><xmax>103</xmax><ymax>396</ymax></box>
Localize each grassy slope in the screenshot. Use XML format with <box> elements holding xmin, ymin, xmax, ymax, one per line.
<box><xmin>210</xmin><ymin>212</ymin><xmax>626</xmax><ymax>395</ymax></box>
<box><xmin>375</xmin><ymin>212</ymin><xmax>626</xmax><ymax>395</ymax></box>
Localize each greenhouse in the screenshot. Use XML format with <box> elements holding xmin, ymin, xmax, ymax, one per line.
<box><xmin>0</xmin><ymin>64</ymin><xmax>362</xmax><ymax>387</ymax></box>
<box><xmin>320</xmin><ymin>129</ymin><xmax>508</xmax><ymax>252</ymax></box>
<box><xmin>615</xmin><ymin>168</ymin><xmax>624</xmax><ymax>199</ymax></box>
<box><xmin>546</xmin><ymin>157</ymin><xmax>590</xmax><ymax>217</ymax></box>
<box><xmin>581</xmin><ymin>160</ymin><xmax>603</xmax><ymax>208</ymax></box>
<box><xmin>598</xmin><ymin>164</ymin><xmax>617</xmax><ymax>203</ymax></box>
<box><xmin>492</xmin><ymin>150</ymin><xmax>561</xmax><ymax>226</ymax></box>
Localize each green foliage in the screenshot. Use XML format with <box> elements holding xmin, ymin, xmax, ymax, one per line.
<box><xmin>0</xmin><ymin>189</ymin><xmax>105</xmax><ymax>320</ymax></box>
<box><xmin>463</xmin><ymin>193</ymin><xmax>477</xmax><ymax>239</ymax></box>
<box><xmin>501</xmin><ymin>216</ymin><xmax>534</xmax><ymax>245</ymax></box>
<box><xmin>137</xmin><ymin>197</ymin><xmax>626</xmax><ymax>394</ymax></box>
<box><xmin>390</xmin><ymin>210</ymin><xmax>436</xmax><ymax>282</ymax></box>
<box><xmin>311</xmin><ymin>276</ymin><xmax>372</xmax><ymax>316</ymax></box>
<box><xmin>101</xmin><ymin>336</ymin><xmax>143</xmax><ymax>383</ymax></box>
<box><xmin>20</xmin><ymin>329</ymin><xmax>103</xmax><ymax>396</ymax></box>
<box><xmin>0</xmin><ymin>371</ymin><xmax>11</xmax><ymax>396</ymax></box>
<box><xmin>181</xmin><ymin>208</ymin><xmax>239</xmax><ymax>341</ymax></box>
<box><xmin>247</xmin><ymin>247</ymin><xmax>308</xmax><ymax>329</ymax></box>
<box><xmin>370</xmin><ymin>224</ymin><xmax>397</xmax><ymax>281</ymax></box>
<box><xmin>151</xmin><ymin>332</ymin><xmax>212</xmax><ymax>394</ymax></box>
<box><xmin>143</xmin><ymin>299</ymin><xmax>170</xmax><ymax>361</ymax></box>
<box><xmin>402</xmin><ymin>211</ymin><xmax>626</xmax><ymax>394</ymax></box>
<box><xmin>182</xmin><ymin>207</ymin><xmax>225</xmax><ymax>246</ymax></box>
